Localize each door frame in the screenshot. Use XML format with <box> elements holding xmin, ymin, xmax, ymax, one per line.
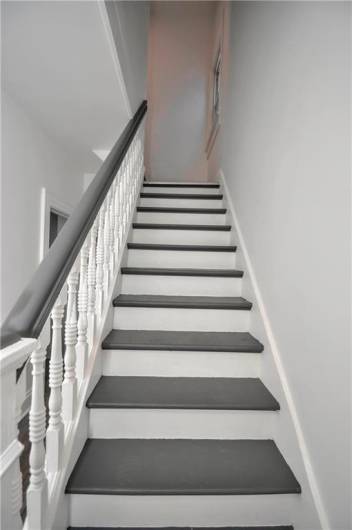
<box><xmin>39</xmin><ymin>187</ymin><xmax>73</xmax><ymax>262</ymax></box>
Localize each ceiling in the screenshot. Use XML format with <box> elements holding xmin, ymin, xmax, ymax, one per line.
<box><xmin>2</xmin><ymin>0</ymin><xmax>131</xmax><ymax>172</ymax></box>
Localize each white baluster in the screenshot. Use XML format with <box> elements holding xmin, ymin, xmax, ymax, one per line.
<box><xmin>114</xmin><ymin>174</ymin><xmax>121</xmax><ymax>264</ymax></box>
<box><xmin>76</xmin><ymin>241</ymin><xmax>89</xmax><ymax>381</ymax></box>
<box><xmin>109</xmin><ymin>184</ymin><xmax>115</xmax><ymax>274</ymax></box>
<box><xmin>46</xmin><ymin>299</ymin><xmax>64</xmax><ymax>473</ymax></box>
<box><xmin>27</xmin><ymin>341</ymin><xmax>48</xmax><ymax>530</ymax></box>
<box><xmin>95</xmin><ymin>207</ymin><xmax>105</xmax><ymax>316</ymax></box>
<box><xmin>103</xmin><ymin>194</ymin><xmax>111</xmax><ymax>294</ymax></box>
<box><xmin>87</xmin><ymin>222</ymin><xmax>97</xmax><ymax>346</ymax></box>
<box><xmin>62</xmin><ymin>269</ymin><xmax>78</xmax><ymax>422</ymax></box>
<box><xmin>118</xmin><ymin>177</ymin><xmax>123</xmax><ymax>253</ymax></box>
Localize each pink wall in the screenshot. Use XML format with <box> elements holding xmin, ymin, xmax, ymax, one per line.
<box><xmin>145</xmin><ymin>1</ymin><xmax>216</xmax><ymax>182</ymax></box>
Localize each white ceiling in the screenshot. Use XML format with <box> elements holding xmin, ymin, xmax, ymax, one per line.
<box><xmin>2</xmin><ymin>0</ymin><xmax>131</xmax><ymax>171</ymax></box>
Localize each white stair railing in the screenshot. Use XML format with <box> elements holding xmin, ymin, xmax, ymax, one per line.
<box><xmin>0</xmin><ymin>105</ymin><xmax>146</xmax><ymax>530</ymax></box>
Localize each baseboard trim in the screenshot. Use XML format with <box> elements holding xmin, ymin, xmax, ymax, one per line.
<box><xmin>219</xmin><ymin>169</ymin><xmax>330</xmax><ymax>530</ymax></box>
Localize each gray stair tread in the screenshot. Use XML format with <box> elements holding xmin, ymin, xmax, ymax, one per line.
<box><xmin>87</xmin><ymin>377</ymin><xmax>279</xmax><ymax>410</ymax></box>
<box><xmin>127</xmin><ymin>243</ymin><xmax>236</xmax><ymax>252</ymax></box>
<box><xmin>143</xmin><ymin>183</ymin><xmax>220</xmax><ymax>188</ymax></box>
<box><xmin>140</xmin><ymin>193</ymin><xmax>223</xmax><ymax>199</ymax></box>
<box><xmin>133</xmin><ymin>223</ymin><xmax>231</xmax><ymax>231</ymax></box>
<box><xmin>137</xmin><ymin>206</ymin><xmax>226</xmax><ymax>213</ymax></box>
<box><xmin>102</xmin><ymin>330</ymin><xmax>264</xmax><ymax>352</ymax></box>
<box><xmin>121</xmin><ymin>267</ymin><xmax>244</xmax><ymax>277</ymax></box>
<box><xmin>68</xmin><ymin>527</ymin><xmax>293</xmax><ymax>529</ymax></box>
<box><xmin>113</xmin><ymin>295</ymin><xmax>252</xmax><ymax>310</ymax></box>
<box><xmin>66</xmin><ymin>439</ymin><xmax>301</xmax><ymax>495</ymax></box>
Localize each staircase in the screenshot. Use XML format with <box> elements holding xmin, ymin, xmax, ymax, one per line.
<box><xmin>66</xmin><ymin>182</ymin><xmax>301</xmax><ymax>529</ymax></box>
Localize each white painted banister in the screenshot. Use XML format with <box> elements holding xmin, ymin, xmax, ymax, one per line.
<box><xmin>0</xmin><ymin>108</ymin><xmax>146</xmax><ymax>529</ymax></box>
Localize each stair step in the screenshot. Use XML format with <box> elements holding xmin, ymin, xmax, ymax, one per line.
<box><xmin>127</xmin><ymin>243</ymin><xmax>236</xmax><ymax>252</ymax></box>
<box><xmin>121</xmin><ymin>267</ymin><xmax>243</xmax><ymax>277</ymax></box>
<box><xmin>133</xmin><ymin>223</ymin><xmax>231</xmax><ymax>231</ymax></box>
<box><xmin>69</xmin><ymin>527</ymin><xmax>293</xmax><ymax>530</ymax></box>
<box><xmin>137</xmin><ymin>206</ymin><xmax>226</xmax><ymax>213</ymax></box>
<box><xmin>66</xmin><ymin>439</ymin><xmax>301</xmax><ymax>495</ymax></box>
<box><xmin>143</xmin><ymin>183</ymin><xmax>220</xmax><ymax>188</ymax></box>
<box><xmin>140</xmin><ymin>193</ymin><xmax>223</xmax><ymax>200</ymax></box>
<box><xmin>87</xmin><ymin>377</ymin><xmax>279</xmax><ymax>410</ymax></box>
<box><xmin>102</xmin><ymin>330</ymin><xmax>264</xmax><ymax>352</ymax></box>
<box><xmin>113</xmin><ymin>295</ymin><xmax>251</xmax><ymax>311</ymax></box>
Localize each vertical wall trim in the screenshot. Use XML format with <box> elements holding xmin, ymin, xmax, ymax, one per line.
<box><xmin>97</xmin><ymin>0</ymin><xmax>132</xmax><ymax>119</ymax></box>
<box><xmin>219</xmin><ymin>168</ymin><xmax>330</xmax><ymax>530</ymax></box>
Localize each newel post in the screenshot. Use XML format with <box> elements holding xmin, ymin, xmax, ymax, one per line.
<box><xmin>0</xmin><ymin>339</ymin><xmax>36</xmax><ymax>530</ymax></box>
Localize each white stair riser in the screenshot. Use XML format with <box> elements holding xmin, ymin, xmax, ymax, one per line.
<box><xmin>142</xmin><ymin>186</ymin><xmax>222</xmax><ymax>195</ymax></box>
<box><xmin>132</xmin><ymin>229</ymin><xmax>232</xmax><ymax>245</ymax></box>
<box><xmin>136</xmin><ymin>211</ymin><xmax>227</xmax><ymax>225</ymax></box>
<box><xmin>127</xmin><ymin>249</ymin><xmax>237</xmax><ymax>269</ymax></box>
<box><xmin>69</xmin><ymin>494</ymin><xmax>303</xmax><ymax>528</ymax></box>
<box><xmin>121</xmin><ymin>274</ymin><xmax>243</xmax><ymax>297</ymax></box>
<box><xmin>89</xmin><ymin>409</ymin><xmax>278</xmax><ymax>439</ymax></box>
<box><xmin>139</xmin><ymin>197</ymin><xmax>224</xmax><ymax>208</ymax></box>
<box><xmin>113</xmin><ymin>307</ymin><xmax>251</xmax><ymax>332</ymax></box>
<box><xmin>102</xmin><ymin>350</ymin><xmax>260</xmax><ymax>378</ymax></box>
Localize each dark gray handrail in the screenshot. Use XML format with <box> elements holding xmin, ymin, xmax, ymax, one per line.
<box><xmin>1</xmin><ymin>100</ymin><xmax>147</xmax><ymax>349</ymax></box>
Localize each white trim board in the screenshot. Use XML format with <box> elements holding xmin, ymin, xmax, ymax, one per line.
<box><xmin>219</xmin><ymin>169</ymin><xmax>330</xmax><ymax>530</ymax></box>
<box><xmin>39</xmin><ymin>187</ymin><xmax>73</xmax><ymax>263</ymax></box>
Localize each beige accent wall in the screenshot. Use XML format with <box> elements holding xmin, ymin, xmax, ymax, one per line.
<box><xmin>145</xmin><ymin>1</ymin><xmax>216</xmax><ymax>182</ymax></box>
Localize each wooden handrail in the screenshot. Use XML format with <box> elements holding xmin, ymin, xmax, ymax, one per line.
<box><xmin>1</xmin><ymin>100</ymin><xmax>147</xmax><ymax>349</ymax></box>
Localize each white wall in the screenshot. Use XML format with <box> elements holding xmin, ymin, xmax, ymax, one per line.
<box><xmin>1</xmin><ymin>0</ymin><xmax>145</xmax><ymax>323</ymax></box>
<box><xmin>1</xmin><ymin>92</ymin><xmax>83</xmax><ymax>321</ymax></box>
<box><xmin>221</xmin><ymin>3</ymin><xmax>351</xmax><ymax>528</ymax></box>
<box><xmin>105</xmin><ymin>1</ymin><xmax>150</xmax><ymax>114</ymax></box>
<box><xmin>145</xmin><ymin>1</ymin><xmax>215</xmax><ymax>182</ymax></box>
<box><xmin>2</xmin><ymin>0</ymin><xmax>131</xmax><ymax>168</ymax></box>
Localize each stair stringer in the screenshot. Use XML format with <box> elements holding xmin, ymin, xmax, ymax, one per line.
<box><xmin>219</xmin><ymin>169</ymin><xmax>327</xmax><ymax>530</ymax></box>
<box><xmin>48</xmin><ymin>180</ymin><xmax>144</xmax><ymax>530</ymax></box>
